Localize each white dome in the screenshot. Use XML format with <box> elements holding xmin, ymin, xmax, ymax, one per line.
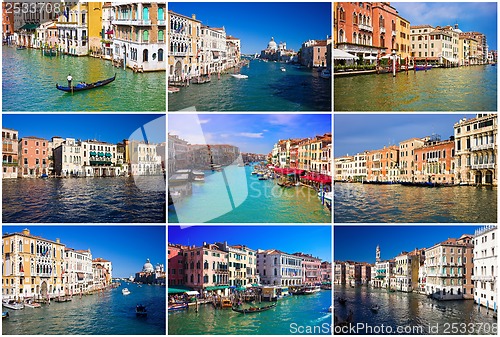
<box><xmin>142</xmin><ymin>259</ymin><xmax>154</xmax><ymax>272</ymax></box>
<box><xmin>267</xmin><ymin>37</ymin><xmax>277</xmax><ymax>51</ymax></box>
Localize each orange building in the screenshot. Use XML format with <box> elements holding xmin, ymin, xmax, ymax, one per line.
<box><xmin>2</xmin><ymin>2</ymin><xmax>14</xmax><ymax>44</ymax></box>
<box><xmin>366</xmin><ymin>145</ymin><xmax>399</xmax><ymax>182</ymax></box>
<box><xmin>372</xmin><ymin>2</ymin><xmax>400</xmax><ymax>55</ymax></box>
<box><xmin>18</xmin><ymin>136</ymin><xmax>50</xmax><ymax>178</ymax></box>
<box><xmin>414</xmin><ymin>138</ymin><xmax>455</xmax><ymax>185</ymax></box>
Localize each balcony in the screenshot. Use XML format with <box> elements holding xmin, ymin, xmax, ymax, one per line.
<box><xmin>471</xmin><ymin>163</ymin><xmax>495</xmax><ymax>170</ymax></box>
<box><xmin>158</xmin><ymin>20</ymin><xmax>166</xmax><ymax>25</ymax></box>
<box><xmin>427</xmin><ymin>157</ymin><xmax>439</xmax><ymax>162</ymax></box>
<box><xmin>112</xmin><ymin>19</ymin><xmax>133</xmax><ymax>26</ymax></box>
<box><xmin>471</xmin><ymin>143</ymin><xmax>495</xmax><ymax>151</ymax></box>
<box><xmin>392</xmin><ymin>31</ymin><xmax>397</xmax><ymax>37</ymax></box>
<box><xmin>472</xmin><ymin>275</ymin><xmax>494</xmax><ymax>281</ymax></box>
<box><xmin>2</xmin><ymin>161</ymin><xmax>18</xmax><ymax>167</ymax></box>
<box><xmin>358</xmin><ymin>24</ymin><xmax>373</xmax><ymax>32</ymax></box>
<box><xmin>131</xmin><ymin>20</ymin><xmax>151</xmax><ymax>26</ymax></box>
<box><xmin>380</xmin><ymin>27</ymin><xmax>386</xmax><ymax>34</ymax></box>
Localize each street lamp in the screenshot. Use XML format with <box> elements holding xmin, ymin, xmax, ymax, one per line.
<box><xmin>392</xmin><ymin>49</ymin><xmax>397</xmax><ymax>77</ymax></box>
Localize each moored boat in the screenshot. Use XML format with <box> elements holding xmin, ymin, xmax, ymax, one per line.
<box><xmin>320</xmin><ymin>69</ymin><xmax>331</xmax><ymax>78</ymax></box>
<box><xmin>56</xmin><ymin>73</ymin><xmax>116</xmax><ymax>92</ymax></box>
<box><xmin>168</xmin><ymin>303</ymin><xmax>188</xmax><ymax>311</ymax></box>
<box><xmin>2</xmin><ymin>300</ymin><xmax>24</xmax><ymax>310</ymax></box>
<box><xmin>2</xmin><ymin>311</ymin><xmax>9</xmax><ymax>319</ymax></box>
<box><xmin>414</xmin><ymin>65</ymin><xmax>432</xmax><ymax>71</ymax></box>
<box><xmin>318</xmin><ymin>191</ymin><xmax>332</xmax><ymax>202</ymax></box>
<box><xmin>303</xmin><ymin>286</ymin><xmax>321</xmax><ymax>294</ymax></box>
<box><xmin>231</xmin><ymin>303</ymin><xmax>277</xmax><ymax>314</ymax></box>
<box><xmin>122</xmin><ymin>288</ymin><xmax>131</xmax><ymax>295</ymax></box>
<box><xmin>24</xmin><ymin>300</ymin><xmax>41</xmax><ymax>308</ymax></box>
<box><xmin>192</xmin><ymin>171</ymin><xmax>205</xmax><ymax>182</ymax></box>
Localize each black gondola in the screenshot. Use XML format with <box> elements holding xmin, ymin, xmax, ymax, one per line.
<box><xmin>136</xmin><ymin>304</ymin><xmax>147</xmax><ymax>316</ymax></box>
<box><xmin>231</xmin><ymin>303</ymin><xmax>276</xmax><ymax>314</ymax></box>
<box><xmin>56</xmin><ymin>74</ymin><xmax>116</xmax><ymax>92</ymax></box>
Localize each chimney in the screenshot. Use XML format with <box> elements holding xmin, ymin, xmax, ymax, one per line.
<box><xmin>192</xmin><ymin>14</ymin><xmax>196</xmax><ymax>20</ymax></box>
<box><xmin>22</xmin><ymin>228</ymin><xmax>30</xmax><ymax>236</ymax></box>
<box><xmin>56</xmin><ymin>238</ymin><xmax>60</xmax><ymax>243</ymax></box>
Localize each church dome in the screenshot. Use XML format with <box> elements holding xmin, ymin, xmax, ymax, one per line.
<box><xmin>142</xmin><ymin>259</ymin><xmax>154</xmax><ymax>273</ymax></box>
<box><xmin>267</xmin><ymin>37</ymin><xmax>278</xmax><ymax>51</ymax></box>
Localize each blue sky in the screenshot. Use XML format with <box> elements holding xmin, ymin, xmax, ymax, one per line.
<box><xmin>169</xmin><ymin>225</ymin><xmax>332</xmax><ymax>262</ymax></box>
<box><xmin>1</xmin><ymin>114</ymin><xmax>165</xmax><ymax>144</ymax></box>
<box><xmin>334</xmin><ymin>114</ymin><xmax>476</xmax><ymax>157</ymax></box>
<box><xmin>394</xmin><ymin>2</ymin><xmax>497</xmax><ymax>50</ymax></box>
<box><xmin>2</xmin><ymin>226</ymin><xmax>166</xmax><ymax>278</ymax></box>
<box><xmin>335</xmin><ymin>225</ymin><xmax>484</xmax><ymax>263</ymax></box>
<box><xmin>169</xmin><ymin>114</ymin><xmax>332</xmax><ymax>154</ymax></box>
<box><xmin>168</xmin><ymin>2</ymin><xmax>332</xmax><ymax>54</ymax></box>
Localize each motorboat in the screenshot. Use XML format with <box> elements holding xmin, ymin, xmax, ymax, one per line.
<box><xmin>136</xmin><ymin>304</ymin><xmax>147</xmax><ymax>316</ymax></box>
<box><xmin>24</xmin><ymin>300</ymin><xmax>41</xmax><ymax>308</ymax></box>
<box><xmin>192</xmin><ymin>171</ymin><xmax>205</xmax><ymax>182</ymax></box>
<box><xmin>2</xmin><ymin>311</ymin><xmax>9</xmax><ymax>319</ymax></box>
<box><xmin>231</xmin><ymin>74</ymin><xmax>248</xmax><ymax>79</ymax></box>
<box><xmin>221</xmin><ymin>298</ymin><xmax>233</xmax><ymax>308</ymax></box>
<box><xmin>2</xmin><ymin>300</ymin><xmax>24</xmax><ymax>310</ymax></box>
<box><xmin>122</xmin><ymin>288</ymin><xmax>131</xmax><ymax>295</ymax></box>
<box><xmin>318</xmin><ymin>191</ymin><xmax>332</xmax><ymax>202</ymax></box>
<box><xmin>280</xmin><ymin>67</ymin><xmax>286</xmax><ymax>72</ymax></box>
<box><xmin>303</xmin><ymin>286</ymin><xmax>321</xmax><ymax>294</ymax></box>
<box><xmin>168</xmin><ymin>303</ymin><xmax>188</xmax><ymax>311</ymax></box>
<box><xmin>320</xmin><ymin>69</ymin><xmax>331</xmax><ymax>79</ymax></box>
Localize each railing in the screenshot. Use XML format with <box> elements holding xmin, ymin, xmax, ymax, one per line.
<box><xmin>131</xmin><ymin>20</ymin><xmax>151</xmax><ymax>26</ymax></box>
<box><xmin>358</xmin><ymin>24</ymin><xmax>373</xmax><ymax>32</ymax></box>
<box><xmin>380</xmin><ymin>27</ymin><xmax>386</xmax><ymax>34</ymax></box>
<box><xmin>471</xmin><ymin>163</ymin><xmax>495</xmax><ymax>169</ymax></box>
<box><xmin>158</xmin><ymin>20</ymin><xmax>166</xmax><ymax>25</ymax></box>
<box><xmin>427</xmin><ymin>158</ymin><xmax>439</xmax><ymax>162</ymax></box>
<box><xmin>471</xmin><ymin>143</ymin><xmax>495</xmax><ymax>151</ymax></box>
<box><xmin>392</xmin><ymin>31</ymin><xmax>396</xmax><ymax>37</ymax></box>
<box><xmin>472</xmin><ymin>275</ymin><xmax>494</xmax><ymax>281</ymax></box>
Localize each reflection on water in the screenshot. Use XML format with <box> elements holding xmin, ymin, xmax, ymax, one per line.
<box><xmin>2</xmin><ymin>177</ymin><xmax>166</xmax><ymax>223</ymax></box>
<box><xmin>334</xmin><ymin>285</ymin><xmax>496</xmax><ymax>335</ymax></box>
<box><xmin>334</xmin><ymin>65</ymin><xmax>497</xmax><ymax>111</ymax></box>
<box><xmin>334</xmin><ymin>183</ymin><xmax>497</xmax><ymax>223</ymax></box>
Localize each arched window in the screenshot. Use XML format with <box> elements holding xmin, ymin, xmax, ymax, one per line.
<box><xmin>339</xmin><ymin>29</ymin><xmax>344</xmax><ymax>43</ymax></box>
<box><xmin>339</xmin><ymin>7</ymin><xmax>345</xmax><ymax>21</ymax></box>
<box><xmin>31</xmin><ymin>243</ymin><xmax>34</xmax><ymax>254</ymax></box>
<box><xmin>379</xmin><ymin>15</ymin><xmax>384</xmax><ymax>28</ymax></box>
<box><xmin>19</xmin><ymin>240</ymin><xmax>23</xmax><ymax>252</ymax></box>
<box><xmin>158</xmin><ymin>30</ymin><xmax>164</xmax><ymax>42</ymax></box>
<box><xmin>274</xmin><ymin>268</ymin><xmax>277</xmax><ymax>276</ymax></box>
<box><xmin>158</xmin><ymin>7</ymin><xmax>164</xmax><ymax>20</ymax></box>
<box><xmin>353</xmin><ymin>32</ymin><xmax>357</xmax><ymax>44</ymax></box>
<box><xmin>143</xmin><ymin>49</ymin><xmax>148</xmax><ymax>62</ymax></box>
<box><xmin>158</xmin><ymin>48</ymin><xmax>163</xmax><ymax>62</ymax></box>
<box><xmin>143</xmin><ymin>7</ymin><xmax>149</xmax><ymax>21</ymax></box>
<box><xmin>204</xmin><ymin>261</ymin><xmax>208</xmax><ymax>269</ymax></box>
<box><xmin>353</xmin><ymin>12</ymin><xmax>357</xmax><ymax>25</ymax></box>
<box><xmin>143</xmin><ymin>30</ymin><xmax>149</xmax><ymax>42</ymax></box>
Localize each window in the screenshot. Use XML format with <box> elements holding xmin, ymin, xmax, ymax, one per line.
<box><xmin>143</xmin><ymin>49</ymin><xmax>148</xmax><ymax>62</ymax></box>
<box><xmin>143</xmin><ymin>30</ymin><xmax>149</xmax><ymax>42</ymax></box>
<box><xmin>158</xmin><ymin>48</ymin><xmax>163</xmax><ymax>62</ymax></box>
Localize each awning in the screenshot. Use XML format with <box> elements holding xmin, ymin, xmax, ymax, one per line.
<box><xmin>98</xmin><ymin>152</ymin><xmax>104</xmax><ymax>157</ymax></box>
<box><xmin>168</xmin><ymin>286</ymin><xmax>193</xmax><ymax>294</ymax></box>
<box><xmin>235</xmin><ymin>286</ymin><xmax>246</xmax><ymax>291</ymax></box>
<box><xmin>204</xmin><ymin>285</ymin><xmax>229</xmax><ymax>291</ymax></box>
<box><xmin>90</xmin><ymin>151</ymin><xmax>97</xmax><ymax>156</ymax></box>
<box><xmin>251</xmin><ymin>284</ymin><xmax>260</xmax><ymax>287</ymax></box>
<box><xmin>442</xmin><ymin>56</ymin><xmax>458</xmax><ymax>63</ymax></box>
<box><xmin>364</xmin><ymin>55</ymin><xmax>377</xmax><ymax>60</ymax></box>
<box><xmin>334</xmin><ymin>49</ymin><xmax>358</xmax><ymax>60</ymax></box>
<box><xmin>105</xmin><ymin>153</ymin><xmax>112</xmax><ymax>158</ymax></box>
<box><xmin>184</xmin><ymin>290</ymin><xmax>199</xmax><ymax>296</ymax></box>
<box><xmin>20</xmin><ymin>24</ymin><xmax>39</xmax><ymax>30</ymax></box>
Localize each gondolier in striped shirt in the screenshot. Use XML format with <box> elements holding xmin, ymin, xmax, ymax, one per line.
<box><xmin>67</xmin><ymin>74</ymin><xmax>72</xmax><ymax>88</ymax></box>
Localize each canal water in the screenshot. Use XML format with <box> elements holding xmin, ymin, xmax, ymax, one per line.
<box><xmin>2</xmin><ymin>283</ymin><xmax>166</xmax><ymax>335</ymax></box>
<box><xmin>334</xmin><ymin>65</ymin><xmax>497</xmax><ymax>111</ymax></box>
<box><xmin>2</xmin><ymin>46</ymin><xmax>166</xmax><ymax>112</ymax></box>
<box><xmin>2</xmin><ymin>177</ymin><xmax>166</xmax><ymax>223</ymax></box>
<box><xmin>168</xmin><ymin>290</ymin><xmax>332</xmax><ymax>335</ymax></box>
<box><xmin>168</xmin><ymin>60</ymin><xmax>331</xmax><ymax>111</ymax></box>
<box><xmin>168</xmin><ymin>165</ymin><xmax>332</xmax><ymax>223</ymax></box>
<box><xmin>334</xmin><ymin>285</ymin><xmax>497</xmax><ymax>335</ymax></box>
<box><xmin>334</xmin><ymin>183</ymin><xmax>497</xmax><ymax>223</ymax></box>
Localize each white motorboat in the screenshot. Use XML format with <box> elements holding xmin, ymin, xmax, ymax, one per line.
<box><xmin>24</xmin><ymin>300</ymin><xmax>41</xmax><ymax>308</ymax></box>
<box><xmin>231</xmin><ymin>74</ymin><xmax>248</xmax><ymax>79</ymax></box>
<box><xmin>303</xmin><ymin>286</ymin><xmax>321</xmax><ymax>294</ymax></box>
<box><xmin>122</xmin><ymin>288</ymin><xmax>131</xmax><ymax>295</ymax></box>
<box><xmin>192</xmin><ymin>170</ymin><xmax>205</xmax><ymax>182</ymax></box>
<box><xmin>2</xmin><ymin>300</ymin><xmax>24</xmax><ymax>310</ymax></box>
<box><xmin>280</xmin><ymin>67</ymin><xmax>286</xmax><ymax>72</ymax></box>
<box><xmin>318</xmin><ymin>191</ymin><xmax>332</xmax><ymax>202</ymax></box>
<box><xmin>320</xmin><ymin>69</ymin><xmax>331</xmax><ymax>79</ymax></box>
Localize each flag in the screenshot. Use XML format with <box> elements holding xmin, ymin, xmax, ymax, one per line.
<box><xmin>64</xmin><ymin>7</ymin><xmax>69</xmax><ymax>20</ymax></box>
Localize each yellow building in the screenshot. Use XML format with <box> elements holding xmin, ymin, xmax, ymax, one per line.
<box><xmin>168</xmin><ymin>10</ymin><xmax>201</xmax><ymax>82</ymax></box>
<box><xmin>2</xmin><ymin>229</ymin><xmax>66</xmax><ymax>301</ymax></box>
<box><xmin>57</xmin><ymin>1</ymin><xmax>89</xmax><ymax>56</ymax></box>
<box><xmin>396</xmin><ymin>15</ymin><xmax>411</xmax><ymax>60</ymax></box>
<box><xmin>87</xmin><ymin>1</ymin><xmax>103</xmax><ymax>54</ymax></box>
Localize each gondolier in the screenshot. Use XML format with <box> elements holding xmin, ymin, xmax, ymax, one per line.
<box><xmin>67</xmin><ymin>74</ymin><xmax>72</xmax><ymax>87</ymax></box>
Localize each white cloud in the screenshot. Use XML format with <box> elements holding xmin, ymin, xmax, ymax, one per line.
<box><xmin>238</xmin><ymin>132</ymin><xmax>264</xmax><ymax>138</ymax></box>
<box><xmin>198</xmin><ymin>119</ymin><xmax>210</xmax><ymax>124</ymax></box>
<box><xmin>267</xmin><ymin>115</ymin><xmax>299</xmax><ymax>126</ymax></box>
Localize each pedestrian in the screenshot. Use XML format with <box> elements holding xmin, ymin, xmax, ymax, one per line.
<box><xmin>67</xmin><ymin>74</ymin><xmax>73</xmax><ymax>87</ymax></box>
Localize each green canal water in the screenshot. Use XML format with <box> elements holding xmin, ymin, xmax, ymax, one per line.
<box><xmin>168</xmin><ymin>165</ymin><xmax>332</xmax><ymax>223</ymax></box>
<box><xmin>334</xmin><ymin>65</ymin><xmax>497</xmax><ymax>111</ymax></box>
<box><xmin>168</xmin><ymin>291</ymin><xmax>332</xmax><ymax>335</ymax></box>
<box><xmin>2</xmin><ymin>46</ymin><xmax>166</xmax><ymax>112</ymax></box>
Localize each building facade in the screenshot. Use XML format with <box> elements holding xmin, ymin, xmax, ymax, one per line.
<box><xmin>414</xmin><ymin>138</ymin><xmax>455</xmax><ymax>184</ymax></box>
<box><xmin>64</xmin><ymin>248</ymin><xmax>93</xmax><ymax>295</ymax></box>
<box><xmin>472</xmin><ymin>226</ymin><xmax>497</xmax><ymax>310</ymax></box>
<box><xmin>18</xmin><ymin>136</ymin><xmax>50</xmax><ymax>178</ymax></box>
<box><xmin>184</xmin><ymin>243</ymin><xmax>229</xmax><ymax>294</ymax></box>
<box><xmin>454</xmin><ymin>114</ymin><xmax>497</xmax><ymax>186</ymax></box>
<box><xmin>398</xmin><ymin>137</ymin><xmax>425</xmax><ymax>182</ymax></box>
<box><xmin>366</xmin><ymin>145</ymin><xmax>399</xmax><ymax>182</ymax></box>
<box><xmin>256</xmin><ymin>249</ymin><xmax>302</xmax><ymax>286</ymax></box>
<box><xmin>2</xmin><ymin>128</ymin><xmax>19</xmax><ymax>179</ymax></box>
<box><xmin>293</xmin><ymin>253</ymin><xmax>322</xmax><ymax>285</ymax></box>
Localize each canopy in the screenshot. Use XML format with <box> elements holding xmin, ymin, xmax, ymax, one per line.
<box><xmin>185</xmin><ymin>291</ymin><xmax>199</xmax><ymax>296</ymax></box>
<box><xmin>364</xmin><ymin>55</ymin><xmax>377</xmax><ymax>60</ymax></box>
<box><xmin>334</xmin><ymin>49</ymin><xmax>358</xmax><ymax>60</ymax></box>
<box><xmin>205</xmin><ymin>285</ymin><xmax>229</xmax><ymax>291</ymax></box>
<box><xmin>168</xmin><ymin>286</ymin><xmax>193</xmax><ymax>294</ymax></box>
<box><xmin>235</xmin><ymin>286</ymin><xmax>246</xmax><ymax>291</ymax></box>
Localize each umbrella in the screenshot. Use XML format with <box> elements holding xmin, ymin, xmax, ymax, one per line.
<box><xmin>364</xmin><ymin>55</ymin><xmax>377</xmax><ymax>60</ymax></box>
<box><xmin>334</xmin><ymin>49</ymin><xmax>358</xmax><ymax>60</ymax></box>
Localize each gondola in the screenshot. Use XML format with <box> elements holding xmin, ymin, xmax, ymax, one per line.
<box><xmin>56</xmin><ymin>74</ymin><xmax>116</xmax><ymax>92</ymax></box>
<box><xmin>231</xmin><ymin>303</ymin><xmax>276</xmax><ymax>313</ymax></box>
<box><xmin>136</xmin><ymin>304</ymin><xmax>147</xmax><ymax>316</ymax></box>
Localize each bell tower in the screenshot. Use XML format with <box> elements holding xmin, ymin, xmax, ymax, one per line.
<box><xmin>376</xmin><ymin>245</ymin><xmax>381</xmax><ymax>262</ymax></box>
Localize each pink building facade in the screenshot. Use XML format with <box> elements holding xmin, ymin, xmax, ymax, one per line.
<box><xmin>293</xmin><ymin>252</ymin><xmax>322</xmax><ymax>285</ymax></box>
<box><xmin>184</xmin><ymin>243</ymin><xmax>229</xmax><ymax>293</ymax></box>
<box><xmin>18</xmin><ymin>136</ymin><xmax>49</xmax><ymax>178</ymax></box>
